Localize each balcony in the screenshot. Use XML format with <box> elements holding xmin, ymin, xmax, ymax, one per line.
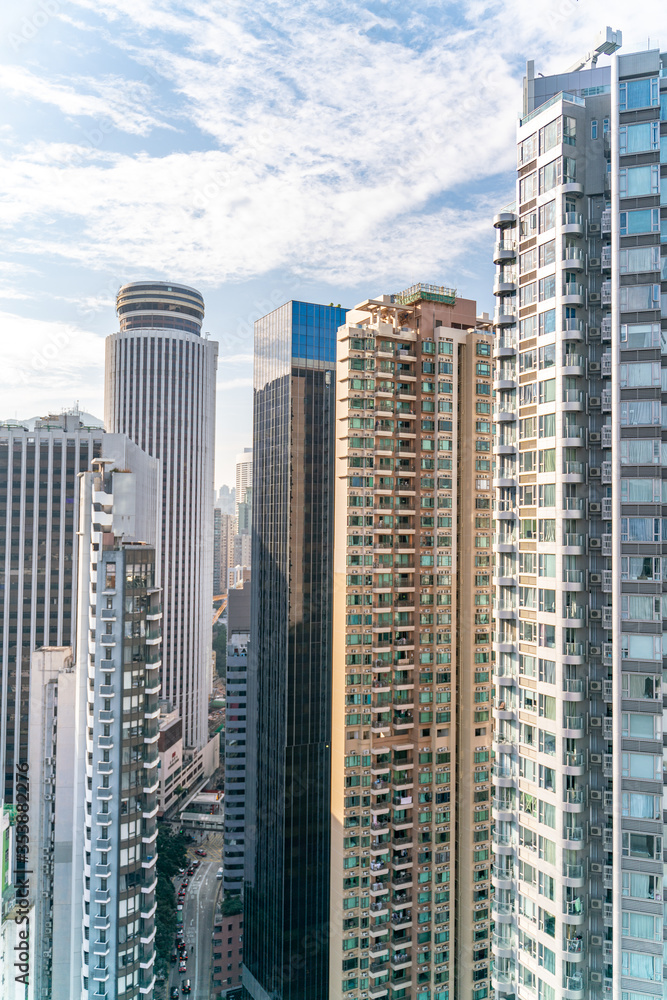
<box><xmin>562</xmin><ymin>353</ymin><xmax>585</xmax><ymax>373</ymax></box>
<box><xmin>493</xmin><ymin>240</ymin><xmax>517</xmax><ymax>264</ymax></box>
<box><xmin>562</xmin><ymin>212</ymin><xmax>584</xmax><ymax>235</ymax></box>
<box><xmin>563</xmin><ymin>826</ymin><xmax>583</xmax><ymax>844</ymax></box>
<box><xmin>562</xmin><ymin>283</ymin><xmax>585</xmax><ymax>306</ymax></box>
<box><xmin>563</xmin><ymin>973</ymin><xmax>585</xmax><ymax>998</ymax></box>
<box><xmin>562</xmin><ymin>389</ymin><xmax>584</xmax><ymax>411</ymax></box>
<box><xmin>493</xmin><ymin>211</ymin><xmax>517</xmax><ymax>229</ymax></box>
<box><xmin>494</xmin><ymin>308</ymin><xmax>517</xmax><ymax>327</ymax></box>
<box><xmin>562</xmin><ymin>533</ymin><xmax>585</xmax><ymax>553</ymax></box>
<box><xmin>562</xmin><ymin>247</ymin><xmax>584</xmax><ymax>270</ymax></box>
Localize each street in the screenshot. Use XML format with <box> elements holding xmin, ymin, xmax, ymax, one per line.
<box><xmin>167</xmin><ymin>845</ymin><xmax>223</xmax><ymax>1000</ymax></box>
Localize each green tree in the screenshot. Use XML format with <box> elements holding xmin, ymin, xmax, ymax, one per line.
<box><xmin>212</xmin><ymin>623</ymin><xmax>227</xmax><ymax>678</ymax></box>
<box><xmin>155</xmin><ymin>825</ymin><xmax>188</xmax><ymax>965</ymax></box>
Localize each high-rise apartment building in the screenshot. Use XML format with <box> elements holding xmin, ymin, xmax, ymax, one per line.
<box><xmin>236</xmin><ymin>448</ymin><xmax>253</xmax><ymax>521</ymax></box>
<box><xmin>223</xmin><ymin>583</ymin><xmax>250</xmax><ymax>895</ymax></box>
<box><xmin>244</xmin><ymin>300</ymin><xmax>347</xmax><ymax>1000</ymax></box>
<box><xmin>26</xmin><ymin>436</ymin><xmax>161</xmax><ymax>1000</ymax></box>
<box><xmin>0</xmin><ymin>411</ymin><xmax>105</xmax><ymax>803</ymax></box>
<box><xmin>491</xmin><ymin>29</ymin><xmax>667</xmax><ymax>1000</ymax></box>
<box><xmin>331</xmin><ymin>287</ymin><xmax>494</xmax><ymax>1000</ymax></box>
<box><xmin>105</xmin><ymin>281</ymin><xmax>218</xmax><ymax>752</ymax></box>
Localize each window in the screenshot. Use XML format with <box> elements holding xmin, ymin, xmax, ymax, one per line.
<box><xmin>538</xmin><ymin>554</ymin><xmax>555</xmax><ymax>577</ymax></box>
<box><xmin>520</xmin><ymin>172</ymin><xmax>537</xmax><ymax>202</ymax></box>
<box><xmin>591</xmin><ymin>119</ymin><xmax>598</xmax><ymax>140</ymax></box>
<box><xmin>619</xmin><ymin>77</ymin><xmax>659</xmax><ymax>111</ymax></box>
<box><xmin>520</xmin><ymin>247</ymin><xmax>537</xmax><ymax>272</ymax></box>
<box><xmin>622</xmin><ymin>753</ymin><xmax>661</xmax><ymax>780</ymax></box>
<box><xmin>539</xmin><ymin>158</ymin><xmax>561</xmax><ymax>193</ymax></box>
<box><xmin>622</xmin><ymin>673</ymin><xmax>660</xmax><ymax>699</ymax></box>
<box><xmin>538</xmin><ymin>275</ymin><xmax>555</xmax><ymax>301</ymax></box>
<box><xmin>619</xmin><ymin>284</ymin><xmax>660</xmax><ymax>311</ymax></box>
<box><xmin>619</xmin><ymin>362</ymin><xmax>661</xmax><ymax>388</ymax></box>
<box><xmin>538</xmin><ymin>201</ymin><xmax>555</xmax><ymax>232</ymax></box>
<box><xmin>619</xmin><ymin>247</ymin><xmax>660</xmax><ymax>274</ymax></box>
<box><xmin>539</xmin><ymin>118</ymin><xmax>561</xmax><ymax>154</ymax></box>
<box><xmin>520</xmin><ymin>282</ymin><xmax>537</xmax><ymax>307</ymax></box>
<box><xmin>538</xmin><ymin>309</ymin><xmax>555</xmax><ymax>335</ymax></box>
<box><xmin>621</xmin><ymin>951</ymin><xmax>661</xmax><ymax>981</ymax></box>
<box><xmin>538</xmin><ymin>240</ymin><xmax>555</xmax><ymax>267</ymax></box>
<box><xmin>620</xmin><ymin>208</ymin><xmax>660</xmax><ymax>235</ymax></box>
<box><xmin>620</xmin><ymin>121</ymin><xmax>660</xmax><ymax>153</ymax></box>
<box><xmin>622</xmin><ymin>713</ymin><xmax>659</xmax><ymax>740</ymax></box>
<box><xmin>620</xmin><ymin>165</ymin><xmax>660</xmax><ymax>197</ymax></box>
<box><xmin>539</xmin><ymin>379</ymin><xmax>555</xmax><ymax>403</ymax></box>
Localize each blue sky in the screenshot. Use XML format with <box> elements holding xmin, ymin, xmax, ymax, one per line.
<box><xmin>0</xmin><ymin>0</ymin><xmax>662</xmax><ymax>484</ymax></box>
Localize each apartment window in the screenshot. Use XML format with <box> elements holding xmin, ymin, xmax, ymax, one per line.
<box><xmin>620</xmin><ymin>208</ymin><xmax>660</xmax><ymax>235</ymax></box>
<box><xmin>538</xmin><ymin>201</ymin><xmax>555</xmax><ymax>233</ymax></box>
<box><xmin>603</xmin><ymin>117</ymin><xmax>610</xmax><ymax>134</ymax></box>
<box><xmin>538</xmin><ymin>158</ymin><xmax>561</xmax><ymax>193</ymax></box>
<box><xmin>620</xmin><ymin>164</ymin><xmax>660</xmax><ymax>198</ymax></box>
<box><xmin>538</xmin><ymin>240</ymin><xmax>555</xmax><ymax>267</ymax></box>
<box><xmin>591</xmin><ymin>119</ymin><xmax>598</xmax><ymax>140</ymax></box>
<box><xmin>539</xmin><ymin>118</ymin><xmax>561</xmax><ymax>154</ymax></box>
<box><xmin>538</xmin><ymin>309</ymin><xmax>555</xmax><ymax>335</ymax></box>
<box><xmin>619</xmin><ymin>77</ymin><xmax>659</xmax><ymax>111</ymax></box>
<box><xmin>620</xmin><ymin>121</ymin><xmax>660</xmax><ymax>153</ymax></box>
<box><xmin>619</xmin><ymin>284</ymin><xmax>660</xmax><ymax>311</ymax></box>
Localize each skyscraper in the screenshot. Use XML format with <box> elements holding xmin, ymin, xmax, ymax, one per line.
<box><xmin>25</xmin><ymin>435</ymin><xmax>161</xmax><ymax>1000</ymax></box>
<box><xmin>105</xmin><ymin>281</ymin><xmax>218</xmax><ymax>752</ymax></box>
<box><xmin>244</xmin><ymin>300</ymin><xmax>347</xmax><ymax>1000</ymax></box>
<box><xmin>223</xmin><ymin>583</ymin><xmax>250</xmax><ymax>895</ymax></box>
<box><xmin>491</xmin><ymin>29</ymin><xmax>667</xmax><ymax>1000</ymax></box>
<box><xmin>330</xmin><ymin>288</ymin><xmax>494</xmax><ymax>1000</ymax></box>
<box><xmin>236</xmin><ymin>448</ymin><xmax>253</xmax><ymax>521</ymax></box>
<box><xmin>0</xmin><ymin>411</ymin><xmax>105</xmax><ymax>803</ymax></box>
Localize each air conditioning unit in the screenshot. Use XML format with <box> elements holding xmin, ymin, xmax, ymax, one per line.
<box><xmin>590</xmin><ymin>609</ymin><xmax>602</xmax><ymax>620</ymax></box>
<box><xmin>591</xmin><ymin>862</ymin><xmax>603</xmax><ymax>873</ymax></box>
<box><xmin>590</xmin><ymin>826</ymin><xmax>602</xmax><ymax>837</ymax></box>
<box><xmin>589</xmin><ymin>361</ymin><xmax>601</xmax><ymax>373</ymax></box>
<box><xmin>589</xmin><ymin>536</ymin><xmax>601</xmax><ymax>547</ymax></box>
<box><xmin>590</xmin><ymin>716</ymin><xmax>602</xmax><ymax>727</ymax></box>
<box><xmin>589</xmin><ymin>502</ymin><xmax>601</xmax><ymax>514</ymax></box>
<box><xmin>589</xmin><ymin>396</ymin><xmax>601</xmax><ymax>407</ymax></box>
<box><xmin>589</xmin><ymin>432</ymin><xmax>600</xmax><ymax>443</ymax></box>
<box><xmin>589</xmin><ymin>257</ymin><xmax>601</xmax><ymax>267</ymax></box>
<box><xmin>590</xmin><ymin>752</ymin><xmax>602</xmax><ymax>763</ymax></box>
<box><xmin>590</xmin><ymin>682</ymin><xmax>602</xmax><ymax>694</ymax></box>
<box><xmin>589</xmin><ymin>223</ymin><xmax>601</xmax><ymax>233</ymax></box>
<box><xmin>589</xmin><ymin>645</ymin><xmax>602</xmax><ymax>656</ymax></box>
<box><xmin>591</xmin><ymin>790</ymin><xmax>602</xmax><ymax>800</ymax></box>
<box><xmin>589</xmin><ymin>573</ymin><xmax>602</xmax><ymax>586</ymax></box>
<box><xmin>591</xmin><ymin>898</ymin><xmax>602</xmax><ymax>910</ymax></box>
<box><xmin>591</xmin><ymin>971</ymin><xmax>603</xmax><ymax>982</ymax></box>
<box><xmin>590</xmin><ymin>292</ymin><xmax>601</xmax><ymax>303</ymax></box>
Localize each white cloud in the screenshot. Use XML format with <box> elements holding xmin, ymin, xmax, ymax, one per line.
<box><xmin>0</xmin><ymin>311</ymin><xmax>105</xmax><ymax>417</ymax></box>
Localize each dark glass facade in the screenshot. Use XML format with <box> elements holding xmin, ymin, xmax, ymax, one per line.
<box><xmin>244</xmin><ymin>301</ymin><xmax>346</xmax><ymax>1000</ymax></box>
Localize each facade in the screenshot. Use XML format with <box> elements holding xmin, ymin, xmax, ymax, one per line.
<box><xmin>244</xmin><ymin>300</ymin><xmax>347</xmax><ymax>1000</ymax></box>
<box><xmin>235</xmin><ymin>448</ymin><xmax>253</xmax><ymax>521</ymax></box>
<box><xmin>331</xmin><ymin>288</ymin><xmax>494</xmax><ymax>1000</ymax></box>
<box><xmin>105</xmin><ymin>280</ymin><xmax>218</xmax><ymax>751</ymax></box>
<box><xmin>490</xmin><ymin>32</ymin><xmax>667</xmax><ymax>1000</ymax></box>
<box><xmin>214</xmin><ymin>507</ymin><xmax>224</xmax><ymax>594</ymax></box>
<box><xmin>0</xmin><ymin>411</ymin><xmax>104</xmax><ymax>803</ymax></box>
<box><xmin>213</xmin><ymin>907</ymin><xmax>244</xmax><ymax>995</ymax></box>
<box><xmin>223</xmin><ymin>583</ymin><xmax>250</xmax><ymax>895</ymax></box>
<box><xmin>23</xmin><ymin>436</ymin><xmax>161</xmax><ymax>1000</ymax></box>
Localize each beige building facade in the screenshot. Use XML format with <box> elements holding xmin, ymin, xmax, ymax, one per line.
<box><xmin>331</xmin><ymin>286</ymin><xmax>494</xmax><ymax>1000</ymax></box>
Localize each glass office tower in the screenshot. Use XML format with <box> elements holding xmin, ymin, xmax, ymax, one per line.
<box><xmin>491</xmin><ymin>30</ymin><xmax>667</xmax><ymax>1000</ymax></box>
<box><xmin>244</xmin><ymin>301</ymin><xmax>347</xmax><ymax>1000</ymax></box>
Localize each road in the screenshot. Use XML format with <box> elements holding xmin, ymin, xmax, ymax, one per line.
<box><xmin>167</xmin><ymin>849</ymin><xmax>222</xmax><ymax>1000</ymax></box>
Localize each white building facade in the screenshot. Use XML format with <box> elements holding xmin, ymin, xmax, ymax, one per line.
<box><xmin>105</xmin><ymin>282</ymin><xmax>218</xmax><ymax>752</ymax></box>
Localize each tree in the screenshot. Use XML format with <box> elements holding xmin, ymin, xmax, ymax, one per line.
<box><xmin>212</xmin><ymin>623</ymin><xmax>227</xmax><ymax>678</ymax></box>
<box><xmin>155</xmin><ymin>825</ymin><xmax>188</xmax><ymax>965</ymax></box>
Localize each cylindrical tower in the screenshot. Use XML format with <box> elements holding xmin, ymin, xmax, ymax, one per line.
<box><xmin>105</xmin><ymin>281</ymin><xmax>218</xmax><ymax>750</ymax></box>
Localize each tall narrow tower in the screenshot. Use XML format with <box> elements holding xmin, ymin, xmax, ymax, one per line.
<box><xmin>105</xmin><ymin>281</ymin><xmax>218</xmax><ymax>750</ymax></box>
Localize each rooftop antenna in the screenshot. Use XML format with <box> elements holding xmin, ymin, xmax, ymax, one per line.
<box><xmin>565</xmin><ymin>26</ymin><xmax>622</xmax><ymax>73</ymax></box>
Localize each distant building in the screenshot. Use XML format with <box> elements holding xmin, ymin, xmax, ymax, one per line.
<box><xmin>212</xmin><ymin>907</ymin><xmax>243</xmax><ymax>995</ymax></box>
<box><xmin>216</xmin><ymin>484</ymin><xmax>236</xmax><ymax>516</ymax></box>
<box><xmin>106</xmin><ymin>280</ymin><xmax>218</xmax><ymax>752</ymax></box>
<box><xmin>0</xmin><ymin>411</ymin><xmax>105</xmax><ymax>804</ymax></box>
<box><xmin>235</xmin><ymin>449</ymin><xmax>252</xmax><ymax>522</ymax></box>
<box><xmin>223</xmin><ymin>581</ymin><xmax>250</xmax><ymax>895</ymax></box>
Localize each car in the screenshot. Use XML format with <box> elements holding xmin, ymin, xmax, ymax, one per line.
<box><xmin>187</xmin><ymin>868</ymin><xmax>195</xmax><ymax>876</ymax></box>
<box><xmin>180</xmin><ymin>950</ymin><xmax>188</xmax><ymax>961</ymax></box>
<box><xmin>171</xmin><ymin>990</ymin><xmax>180</xmax><ymax>999</ymax></box>
<box><xmin>179</xmin><ymin>960</ymin><xmax>187</xmax><ymax>973</ymax></box>
<box><xmin>181</xmin><ymin>879</ymin><xmax>189</xmax><ymax>888</ymax></box>
<box><xmin>191</xmin><ymin>859</ymin><xmax>200</xmax><ymax>867</ymax></box>
<box><xmin>216</xmin><ymin>867</ymin><xmax>223</xmax><ymax>879</ymax></box>
<box><xmin>170</xmin><ymin>950</ymin><xmax>178</xmax><ymax>963</ymax></box>
<box><xmin>178</xmin><ymin>868</ymin><xmax>185</xmax><ymax>875</ymax></box>
<box><xmin>176</xmin><ymin>929</ymin><xmax>184</xmax><ymax>940</ymax></box>
<box><xmin>176</xmin><ymin>904</ymin><xmax>183</xmax><ymax>911</ymax></box>
<box><xmin>177</xmin><ymin>941</ymin><xmax>186</xmax><ymax>953</ymax></box>
<box><xmin>195</xmin><ymin>849</ymin><xmax>206</xmax><ymax>857</ymax></box>
<box><xmin>181</xmin><ymin>981</ymin><xmax>191</xmax><ymax>995</ymax></box>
